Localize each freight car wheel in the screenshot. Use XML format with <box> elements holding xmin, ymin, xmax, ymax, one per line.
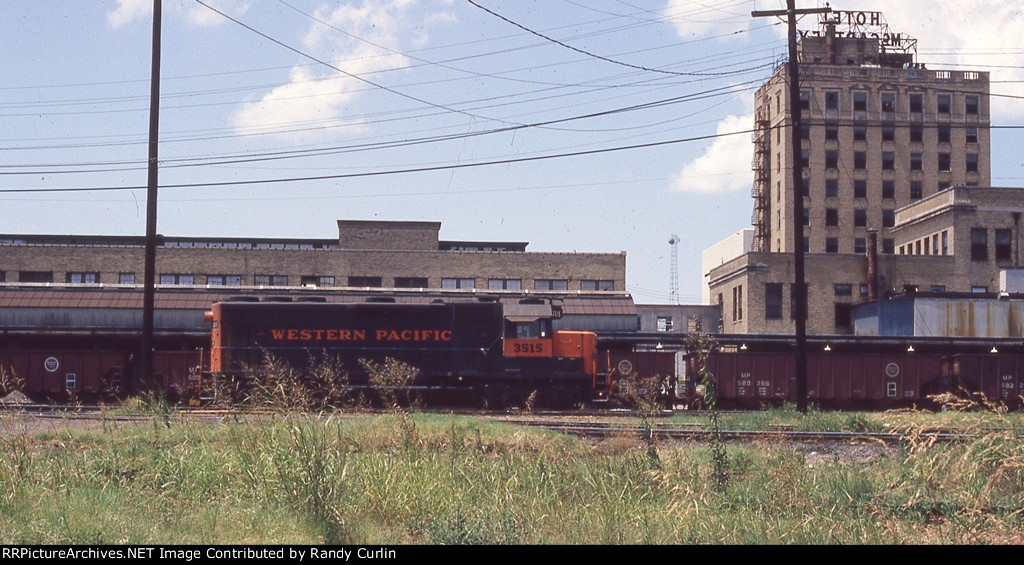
<box><xmin>482</xmin><ymin>385</ymin><xmax>511</xmax><ymax>410</ymax></box>
<box><xmin>544</xmin><ymin>385</ymin><xmax>585</xmax><ymax>410</ymax></box>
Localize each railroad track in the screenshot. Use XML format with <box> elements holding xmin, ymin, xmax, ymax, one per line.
<box><xmin>3</xmin><ymin>403</ymin><xmax>1021</xmax><ymax>443</ymax></box>
<box><xmin>504</xmin><ymin>418</ymin><xmax>1024</xmax><ymax>443</ymax></box>
<box><xmin>526</xmin><ymin>423</ymin><xmax>942</xmax><ymax>443</ymax></box>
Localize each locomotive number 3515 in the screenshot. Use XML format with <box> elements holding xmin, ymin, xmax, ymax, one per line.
<box><xmin>512</xmin><ymin>342</ymin><xmax>546</xmax><ymax>354</ymax></box>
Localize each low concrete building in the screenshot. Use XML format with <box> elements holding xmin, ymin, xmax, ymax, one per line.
<box><xmin>0</xmin><ymin>219</ymin><xmax>626</xmax><ymax>293</ymax></box>
<box><xmin>700</xmin><ymin>229</ymin><xmax>752</xmax><ymax>304</ymax></box>
<box><xmin>635</xmin><ymin>304</ymin><xmax>720</xmax><ymax>334</ymax></box>
<box><xmin>708</xmin><ymin>186</ymin><xmax>1024</xmax><ymax>335</ymax></box>
<box><xmin>890</xmin><ymin>186</ymin><xmax>1024</xmax><ymax>292</ymax></box>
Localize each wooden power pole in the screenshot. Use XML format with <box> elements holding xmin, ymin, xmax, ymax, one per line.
<box><xmin>141</xmin><ymin>0</ymin><xmax>162</xmax><ymax>393</ymax></box>
<box><xmin>752</xmin><ymin>1</ymin><xmax>831</xmax><ymax>413</ymax></box>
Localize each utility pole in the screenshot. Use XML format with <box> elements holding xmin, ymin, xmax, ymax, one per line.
<box><xmin>752</xmin><ymin>1</ymin><xmax>831</xmax><ymax>413</ymax></box>
<box><xmin>141</xmin><ymin>0</ymin><xmax>162</xmax><ymax>393</ymax></box>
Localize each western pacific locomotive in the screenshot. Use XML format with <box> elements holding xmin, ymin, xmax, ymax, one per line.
<box><xmin>205</xmin><ymin>299</ymin><xmax>605</xmax><ymax>407</ymax></box>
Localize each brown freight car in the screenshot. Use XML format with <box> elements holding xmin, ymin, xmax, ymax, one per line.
<box><xmin>686</xmin><ymin>349</ymin><xmax>947</xmax><ymax>409</ymax></box>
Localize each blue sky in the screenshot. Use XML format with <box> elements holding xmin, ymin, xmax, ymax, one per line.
<box><xmin>3</xmin><ymin>1</ymin><xmax>1023</xmax><ymax>303</ymax></box>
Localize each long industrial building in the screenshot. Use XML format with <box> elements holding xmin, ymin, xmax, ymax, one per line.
<box><xmin>1</xmin><ymin>219</ymin><xmax>625</xmax><ymax>293</ymax></box>
<box><xmin>0</xmin><ymin>219</ymin><xmax>641</xmax><ymax>343</ymax></box>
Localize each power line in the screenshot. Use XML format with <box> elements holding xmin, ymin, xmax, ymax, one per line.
<box><xmin>0</xmin><ymin>3</ymin><xmax>785</xmax><ymax>158</ymax></box>
<box><xmin>0</xmin><ymin>81</ymin><xmax>760</xmax><ymax>174</ymax></box>
<box><xmin>193</xmin><ymin>0</ymin><xmax>510</xmax><ymax>125</ymax></box>
<box><xmin>0</xmin><ymin>128</ymin><xmax>754</xmax><ymax>193</ymax></box>
<box><xmin>468</xmin><ymin>0</ymin><xmax>750</xmax><ymax>77</ymax></box>
<box><xmin>8</xmin><ymin>175</ymin><xmax>688</xmax><ymax>203</ymax></box>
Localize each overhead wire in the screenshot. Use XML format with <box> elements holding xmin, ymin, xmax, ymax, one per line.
<box><xmin>0</xmin><ymin>1</ymin><xmax>784</xmax><ymax>212</ymax></box>
<box><xmin>191</xmin><ymin>0</ymin><xmax>511</xmax><ymax>125</ymax></box>
<box><xmin>0</xmin><ymin>0</ymin><xmax>788</xmax><ymax>160</ymax></box>
<box><xmin>0</xmin><ymin>78</ymin><xmax>762</xmax><ymax>176</ymax></box>
<box><xmin>2</xmin><ymin>1</ymin><xmax>774</xmax><ymax>171</ymax></box>
<box><xmin>0</xmin><ymin>29</ymin><xmax>777</xmax><ymax>154</ymax></box>
<box><xmin>467</xmin><ymin>0</ymin><xmax>754</xmax><ymax>77</ymax></box>
<box><xmin>0</xmin><ymin>127</ymin><xmax>755</xmax><ymax>193</ymax></box>
<box><xmin>8</xmin><ymin>175</ymin><xmax>687</xmax><ymax>203</ymax></box>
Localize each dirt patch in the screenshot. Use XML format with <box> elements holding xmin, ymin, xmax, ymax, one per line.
<box><xmin>0</xmin><ymin>412</ymin><xmax>152</xmax><ymax>438</ymax></box>
<box><xmin>802</xmin><ymin>441</ymin><xmax>894</xmax><ymax>466</ymax></box>
<box><xmin>0</xmin><ymin>390</ymin><xmax>33</xmax><ymax>405</ymax></box>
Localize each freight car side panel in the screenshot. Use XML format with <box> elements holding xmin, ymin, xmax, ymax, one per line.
<box><xmin>602</xmin><ymin>349</ymin><xmax>675</xmax><ymax>382</ymax></box>
<box><xmin>947</xmin><ymin>355</ymin><xmax>1024</xmax><ymax>410</ymax></box>
<box><xmin>741</xmin><ymin>352</ymin><xmax>791</xmax><ymax>403</ymax></box>
<box><xmin>152</xmin><ymin>350</ymin><xmax>204</xmax><ymax>399</ymax></box>
<box><xmin>703</xmin><ymin>352</ymin><xmax>793</xmax><ymax>406</ymax></box>
<box><xmin>887</xmin><ymin>354</ymin><xmax>942</xmax><ymax>404</ymax></box>
<box><xmin>601</xmin><ymin>348</ymin><xmax>675</xmax><ymax>402</ymax></box>
<box><xmin>694</xmin><ymin>350</ymin><xmax>947</xmax><ymax>408</ymax></box>
<box><xmin>811</xmin><ymin>354</ymin><xmax>869</xmax><ymax>403</ymax></box>
<box><xmin>0</xmin><ymin>350</ymin><xmax>128</xmax><ymax>399</ymax></box>
<box><xmin>764</xmin><ymin>352</ymin><xmax>792</xmax><ymax>401</ymax></box>
<box><xmin>808</xmin><ymin>354</ymin><xmax>841</xmax><ymax>402</ymax></box>
<box><xmin>809</xmin><ymin>353</ymin><xmax>942</xmax><ymax>406</ymax></box>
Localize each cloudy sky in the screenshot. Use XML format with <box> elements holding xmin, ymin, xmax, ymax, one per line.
<box><xmin>3</xmin><ymin>1</ymin><xmax>1023</xmax><ymax>303</ymax></box>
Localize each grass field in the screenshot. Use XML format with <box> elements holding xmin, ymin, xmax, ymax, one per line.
<box><xmin>1</xmin><ymin>404</ymin><xmax>1021</xmax><ymax>545</ymax></box>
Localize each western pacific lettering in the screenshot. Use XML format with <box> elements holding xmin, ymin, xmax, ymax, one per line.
<box><xmin>270</xmin><ymin>328</ymin><xmax>452</xmax><ymax>342</ymax></box>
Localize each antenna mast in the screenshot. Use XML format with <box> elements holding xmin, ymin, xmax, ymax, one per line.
<box><xmin>669</xmin><ymin>234</ymin><xmax>680</xmax><ymax>305</ymax></box>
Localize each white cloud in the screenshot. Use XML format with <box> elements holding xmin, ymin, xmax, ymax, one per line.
<box><xmin>662</xmin><ymin>0</ymin><xmax>754</xmax><ymax>40</ymax></box>
<box><xmin>232</xmin><ymin>0</ymin><xmax>453</xmax><ymax>143</ymax></box>
<box><xmin>107</xmin><ymin>0</ymin><xmax>150</xmax><ymax>28</ymax></box>
<box><xmin>671</xmin><ymin>113</ymin><xmax>753</xmax><ymax>194</ymax></box>
<box><xmin>861</xmin><ymin>2</ymin><xmax>1024</xmax><ymax>119</ymax></box>
<box><xmin>231</xmin><ymin>66</ymin><xmax>370</xmax><ymax>139</ymax></box>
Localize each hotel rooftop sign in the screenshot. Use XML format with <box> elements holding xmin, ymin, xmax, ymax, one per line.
<box><xmin>801</xmin><ymin>9</ymin><xmax>917</xmax><ymax>55</ymax></box>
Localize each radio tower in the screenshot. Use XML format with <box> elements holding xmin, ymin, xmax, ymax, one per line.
<box><xmin>669</xmin><ymin>234</ymin><xmax>680</xmax><ymax>304</ymax></box>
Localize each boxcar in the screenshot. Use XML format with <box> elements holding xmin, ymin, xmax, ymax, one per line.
<box><xmin>599</xmin><ymin>347</ymin><xmax>679</xmax><ymax>405</ymax></box>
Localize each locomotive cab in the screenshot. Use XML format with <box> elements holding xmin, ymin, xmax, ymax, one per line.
<box><xmin>502</xmin><ymin>302</ymin><xmax>604</xmax><ymax>404</ymax></box>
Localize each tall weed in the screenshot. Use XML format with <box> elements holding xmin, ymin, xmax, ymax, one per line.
<box><xmin>1</xmin><ymin>412</ymin><xmax>1021</xmax><ymax>544</ymax></box>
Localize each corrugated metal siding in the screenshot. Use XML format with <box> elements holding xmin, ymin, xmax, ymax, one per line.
<box><xmin>915</xmin><ymin>298</ymin><xmax>1024</xmax><ymax>337</ymax></box>
<box><xmin>858</xmin><ymin>297</ymin><xmax>1024</xmax><ymax>337</ymax></box>
<box><xmin>0</xmin><ymin>308</ymin><xmax>206</xmax><ymax>330</ymax></box>
<box><xmin>554</xmin><ymin>314</ymin><xmax>636</xmax><ymax>332</ymax></box>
